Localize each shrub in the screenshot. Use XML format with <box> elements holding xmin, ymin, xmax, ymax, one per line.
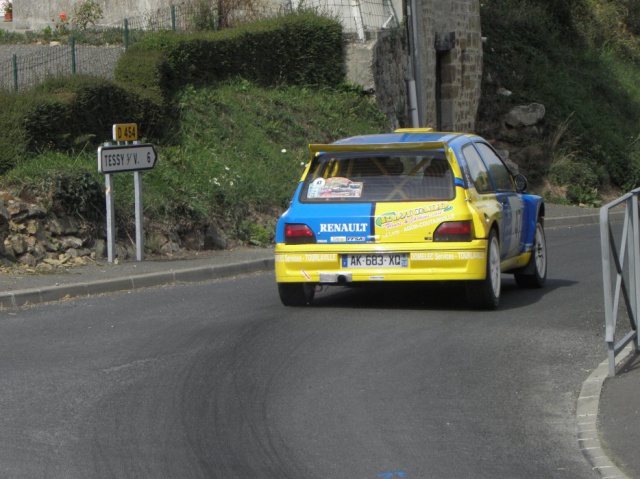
<box><xmin>117</xmin><ymin>11</ymin><xmax>345</xmax><ymax>100</ymax></box>
<box><xmin>53</xmin><ymin>170</ymin><xmax>105</xmax><ymax>221</ymax></box>
<box><xmin>28</xmin><ymin>75</ymin><xmax>165</xmax><ymax>147</ymax></box>
<box><xmin>0</xmin><ymin>92</ymin><xmax>29</xmax><ymax>174</ymax></box>
<box><xmin>0</xmin><ymin>75</ymin><xmax>166</xmax><ymax>173</ymax></box>
<box><xmin>71</xmin><ymin>0</ymin><xmax>103</xmax><ymax>31</ymax></box>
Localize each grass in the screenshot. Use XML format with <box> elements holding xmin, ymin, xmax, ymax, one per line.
<box><xmin>479</xmin><ymin>0</ymin><xmax>640</xmax><ymax>197</ymax></box>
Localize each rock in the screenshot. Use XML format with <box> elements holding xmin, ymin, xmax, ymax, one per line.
<box><xmin>204</xmin><ymin>224</ymin><xmax>228</xmax><ymax>250</ymax></box>
<box><xmin>115</xmin><ymin>243</ymin><xmax>131</xmax><ymax>260</ymax></box>
<box><xmin>18</xmin><ymin>253</ymin><xmax>37</xmax><ymax>268</ymax></box>
<box><xmin>93</xmin><ymin>239</ymin><xmax>107</xmax><ymax>258</ymax></box>
<box><xmin>74</xmin><ymin>256</ymin><xmax>89</xmax><ymax>265</ymax></box>
<box><xmin>26</xmin><ymin>219</ymin><xmax>43</xmax><ymax>236</ymax></box>
<box><xmin>32</xmin><ymin>243</ymin><xmax>47</xmax><ymax>260</ymax></box>
<box><xmin>183</xmin><ymin>230</ymin><xmax>204</xmax><ymax>251</ymax></box>
<box><xmin>7</xmin><ymin>235</ymin><xmax>27</xmax><ymax>256</ymax></box>
<box><xmin>505</xmin><ymin>103</ymin><xmax>546</xmax><ymax>128</ymax></box>
<box><xmin>26</xmin><ymin>204</ymin><xmax>47</xmax><ymax>219</ymax></box>
<box><xmin>6</xmin><ymin>201</ymin><xmax>27</xmax><ymax>219</ymax></box>
<box><xmin>9</xmin><ymin>220</ymin><xmax>26</xmax><ymax>233</ymax></box>
<box><xmin>60</xmin><ymin>236</ymin><xmax>84</xmax><ymax>249</ymax></box>
<box><xmin>26</xmin><ymin>235</ymin><xmax>37</xmax><ymax>251</ymax></box>
<box><xmin>0</xmin><ymin>203</ymin><xmax>10</xmax><ymax>225</ymax></box>
<box><xmin>41</xmin><ymin>238</ymin><xmax>60</xmax><ymax>252</ymax></box>
<box><xmin>43</xmin><ymin>257</ymin><xmax>63</xmax><ymax>266</ymax></box>
<box><xmin>1</xmin><ymin>241</ymin><xmax>16</xmax><ymax>262</ymax></box>
<box><xmin>159</xmin><ymin>241</ymin><xmax>182</xmax><ymax>255</ymax></box>
<box><xmin>35</xmin><ymin>262</ymin><xmax>54</xmax><ymax>272</ymax></box>
<box><xmin>47</xmin><ymin>215</ymin><xmax>83</xmax><ymax>236</ymax></box>
<box><xmin>0</xmin><ymin>256</ymin><xmax>15</xmax><ymax>267</ymax></box>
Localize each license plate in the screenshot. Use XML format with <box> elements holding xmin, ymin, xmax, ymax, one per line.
<box><xmin>342</xmin><ymin>253</ymin><xmax>408</xmax><ymax>268</ymax></box>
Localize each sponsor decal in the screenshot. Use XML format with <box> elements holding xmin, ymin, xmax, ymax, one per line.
<box><xmin>402</xmin><ymin>213</ymin><xmax>455</xmax><ymax>232</ymax></box>
<box><xmin>308</xmin><ymin>177</ymin><xmax>363</xmax><ymax>198</ymax></box>
<box><xmin>346</xmin><ymin>237</ymin><xmax>366</xmax><ymax>242</ymax></box>
<box><xmin>375</xmin><ymin>204</ymin><xmax>453</xmax><ymax>231</ymax></box>
<box><xmin>278</xmin><ymin>254</ymin><xmax>337</xmax><ymax>262</ymax></box>
<box><xmin>320</xmin><ymin>222</ymin><xmax>368</xmax><ymax>233</ymax></box>
<box><xmin>304</xmin><ymin>254</ymin><xmax>338</xmax><ymax>262</ymax></box>
<box><xmin>330</xmin><ymin>236</ymin><xmax>346</xmax><ymax>243</ymax></box>
<box><xmin>410</xmin><ymin>251</ymin><xmax>486</xmax><ymax>261</ymax></box>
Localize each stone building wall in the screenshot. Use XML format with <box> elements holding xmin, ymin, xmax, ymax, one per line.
<box><xmin>346</xmin><ymin>0</ymin><xmax>482</xmax><ymax>132</ymax></box>
<box><xmin>419</xmin><ymin>0</ymin><xmax>483</xmax><ymax>132</ymax></box>
<box><xmin>345</xmin><ymin>30</ymin><xmax>408</xmax><ymax>130</ymax></box>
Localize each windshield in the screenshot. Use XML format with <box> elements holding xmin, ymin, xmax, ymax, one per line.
<box><xmin>301</xmin><ymin>151</ymin><xmax>454</xmax><ymax>202</ymax></box>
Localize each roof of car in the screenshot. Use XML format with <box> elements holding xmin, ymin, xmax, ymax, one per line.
<box><xmin>331</xmin><ymin>129</ymin><xmax>465</xmax><ymax>146</ymax></box>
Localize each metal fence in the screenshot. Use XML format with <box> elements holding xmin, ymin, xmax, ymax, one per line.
<box><xmin>600</xmin><ymin>187</ymin><xmax>640</xmax><ymax>376</ymax></box>
<box><xmin>117</xmin><ymin>0</ymin><xmax>399</xmax><ymax>40</ymax></box>
<box><xmin>0</xmin><ymin>42</ymin><xmax>123</xmax><ymax>92</ymax></box>
<box><xmin>0</xmin><ymin>0</ymin><xmax>400</xmax><ymax>93</ymax></box>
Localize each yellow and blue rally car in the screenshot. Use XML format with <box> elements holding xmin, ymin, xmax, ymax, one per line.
<box><xmin>275</xmin><ymin>129</ymin><xmax>546</xmax><ymax>309</ymax></box>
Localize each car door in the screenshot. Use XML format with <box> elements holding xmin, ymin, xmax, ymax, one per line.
<box><xmin>474</xmin><ymin>142</ymin><xmax>523</xmax><ymax>260</ymax></box>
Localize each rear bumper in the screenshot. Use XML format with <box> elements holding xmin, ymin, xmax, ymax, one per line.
<box><xmin>275</xmin><ymin>242</ymin><xmax>488</xmax><ymax>283</ymax></box>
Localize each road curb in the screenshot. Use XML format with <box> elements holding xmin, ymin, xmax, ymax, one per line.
<box><xmin>577</xmin><ymin>344</ymin><xmax>633</xmax><ymax>479</ymax></box>
<box><xmin>0</xmin><ymin>258</ymin><xmax>275</xmax><ymax>309</ymax></box>
<box><xmin>545</xmin><ymin>210</ymin><xmax>623</xmax><ymax>229</ymax></box>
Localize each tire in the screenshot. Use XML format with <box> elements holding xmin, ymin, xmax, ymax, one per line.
<box><xmin>514</xmin><ymin>218</ymin><xmax>547</xmax><ymax>288</ymax></box>
<box><xmin>278</xmin><ymin>283</ymin><xmax>315</xmax><ymax>306</ymax></box>
<box><xmin>466</xmin><ymin>229</ymin><xmax>501</xmax><ymax>310</ymax></box>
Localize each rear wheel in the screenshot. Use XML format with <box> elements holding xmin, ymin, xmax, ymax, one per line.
<box><xmin>466</xmin><ymin>229</ymin><xmax>501</xmax><ymax>310</ymax></box>
<box><xmin>514</xmin><ymin>218</ymin><xmax>547</xmax><ymax>288</ymax></box>
<box><xmin>278</xmin><ymin>283</ymin><xmax>315</xmax><ymax>306</ymax></box>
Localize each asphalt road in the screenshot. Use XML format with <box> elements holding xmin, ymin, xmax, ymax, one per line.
<box><xmin>0</xmin><ymin>223</ymin><xmax>608</xmax><ymax>478</ymax></box>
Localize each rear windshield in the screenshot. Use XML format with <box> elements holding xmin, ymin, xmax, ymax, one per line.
<box><xmin>301</xmin><ymin>151</ymin><xmax>455</xmax><ymax>202</ymax></box>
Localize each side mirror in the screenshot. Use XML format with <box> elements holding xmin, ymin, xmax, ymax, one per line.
<box><xmin>514</xmin><ymin>174</ymin><xmax>528</xmax><ymax>193</ymax></box>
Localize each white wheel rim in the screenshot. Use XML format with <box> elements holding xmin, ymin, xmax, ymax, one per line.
<box><xmin>534</xmin><ymin>223</ymin><xmax>546</xmax><ymax>277</ymax></box>
<box><xmin>489</xmin><ymin>236</ymin><xmax>501</xmax><ymax>298</ymax></box>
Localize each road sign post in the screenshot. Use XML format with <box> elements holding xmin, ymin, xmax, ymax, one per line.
<box><xmin>98</xmin><ymin>124</ymin><xmax>158</xmax><ymax>263</ymax></box>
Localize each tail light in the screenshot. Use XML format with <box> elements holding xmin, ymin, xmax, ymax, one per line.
<box><xmin>285</xmin><ymin>224</ymin><xmax>316</xmax><ymax>244</ymax></box>
<box><xmin>434</xmin><ymin>221</ymin><xmax>472</xmax><ymax>242</ymax></box>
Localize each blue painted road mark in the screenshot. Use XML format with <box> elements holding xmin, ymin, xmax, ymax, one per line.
<box><xmin>378</xmin><ymin>472</ymin><xmax>406</xmax><ymax>478</ymax></box>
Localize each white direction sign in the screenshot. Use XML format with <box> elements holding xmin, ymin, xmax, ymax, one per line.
<box><xmin>98</xmin><ymin>144</ymin><xmax>158</xmax><ymax>174</ymax></box>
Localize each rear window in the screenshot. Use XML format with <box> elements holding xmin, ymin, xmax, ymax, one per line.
<box><xmin>301</xmin><ymin>152</ymin><xmax>455</xmax><ymax>202</ymax></box>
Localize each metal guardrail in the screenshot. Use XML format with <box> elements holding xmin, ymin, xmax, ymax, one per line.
<box><xmin>600</xmin><ymin>187</ymin><xmax>640</xmax><ymax>376</ymax></box>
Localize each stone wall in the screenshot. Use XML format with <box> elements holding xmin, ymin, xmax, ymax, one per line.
<box><xmin>0</xmin><ymin>190</ymin><xmax>103</xmax><ymax>270</ymax></box>
<box><xmin>419</xmin><ymin>0</ymin><xmax>483</xmax><ymax>131</ymax></box>
<box><xmin>345</xmin><ymin>30</ymin><xmax>407</xmax><ymax>130</ymax></box>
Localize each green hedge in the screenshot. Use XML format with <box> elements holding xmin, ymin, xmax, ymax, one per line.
<box><xmin>0</xmin><ymin>92</ymin><xmax>30</xmax><ymax>174</ymax></box>
<box><xmin>0</xmin><ymin>75</ymin><xmax>164</xmax><ymax>174</ymax></box>
<box><xmin>116</xmin><ymin>11</ymin><xmax>345</xmax><ymax>98</ymax></box>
